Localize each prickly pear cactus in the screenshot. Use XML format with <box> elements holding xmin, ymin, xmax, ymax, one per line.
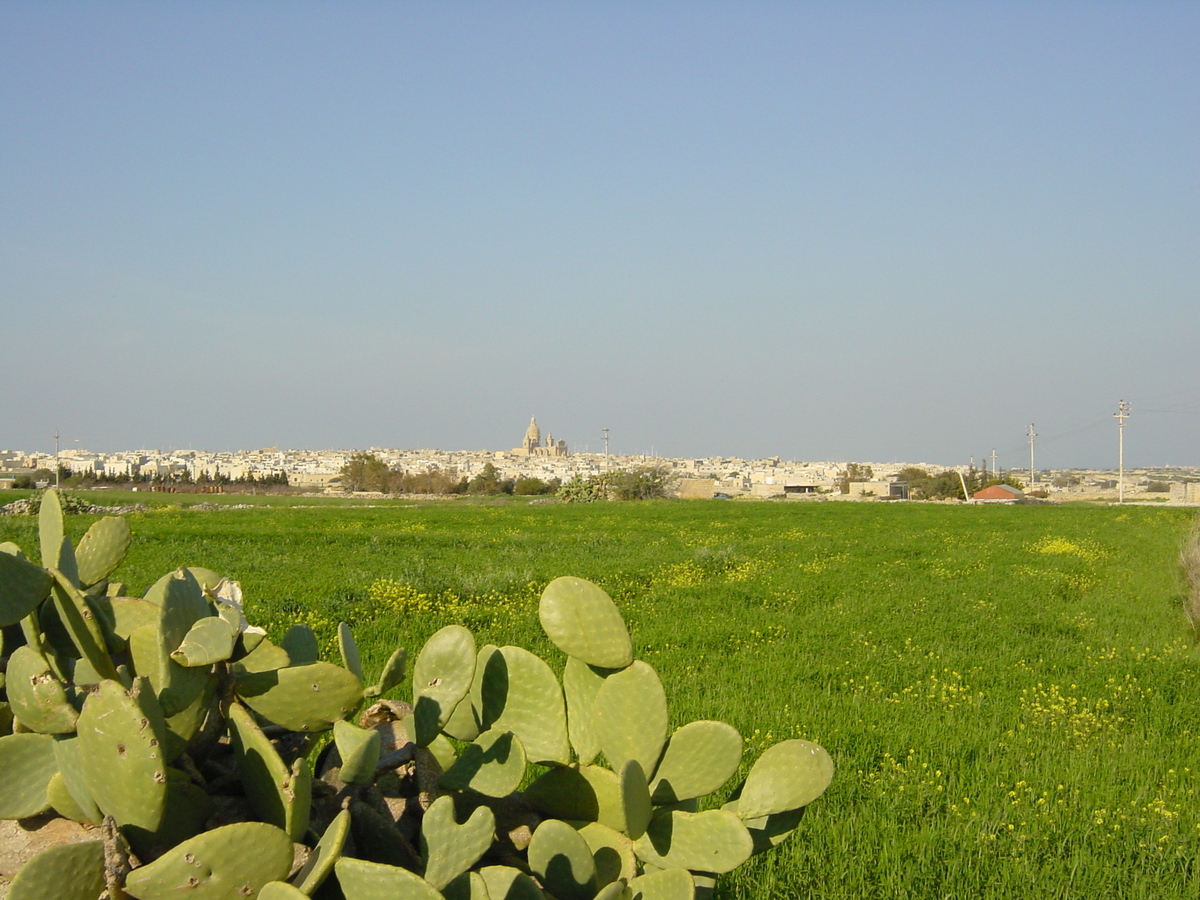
<box><xmin>0</xmin><ymin>488</ymin><xmax>834</xmax><ymax>898</ymax></box>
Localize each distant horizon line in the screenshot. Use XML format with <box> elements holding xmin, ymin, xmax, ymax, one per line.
<box><xmin>5</xmin><ymin>444</ymin><xmax>1196</xmax><ymax>474</ymax></box>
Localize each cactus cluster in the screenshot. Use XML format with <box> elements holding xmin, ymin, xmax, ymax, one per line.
<box><xmin>0</xmin><ymin>490</ymin><xmax>833</xmax><ymax>900</ymax></box>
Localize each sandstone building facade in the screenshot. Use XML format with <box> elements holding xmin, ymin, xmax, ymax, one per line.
<box><xmin>512</xmin><ymin>417</ymin><xmax>568</xmax><ymax>457</ymax></box>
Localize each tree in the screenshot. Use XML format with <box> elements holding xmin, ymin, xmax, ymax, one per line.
<box><xmin>340</xmin><ymin>453</ymin><xmax>391</xmax><ymax>492</ymax></box>
<box><xmin>467</xmin><ymin>462</ymin><xmax>513</xmax><ymax>495</ymax></box>
<box><xmin>513</xmin><ymin>476</ymin><xmax>559</xmax><ymax>496</ymax></box>
<box><xmin>14</xmin><ymin>468</ymin><xmax>55</xmax><ymax>489</ymax></box>
<box><xmin>837</xmin><ymin>463</ymin><xmax>874</xmax><ymax>494</ymax></box>
<box><xmin>603</xmin><ymin>466</ymin><xmax>678</xmax><ymax>500</ymax></box>
<box><xmin>396</xmin><ymin>468</ymin><xmax>468</xmax><ymax>495</ymax></box>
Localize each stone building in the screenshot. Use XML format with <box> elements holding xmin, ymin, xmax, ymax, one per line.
<box><xmin>512</xmin><ymin>417</ymin><xmax>568</xmax><ymax>457</ymax></box>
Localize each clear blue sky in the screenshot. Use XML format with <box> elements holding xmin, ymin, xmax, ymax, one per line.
<box><xmin>3</xmin><ymin>2</ymin><xmax>1197</xmax><ymax>468</ymax></box>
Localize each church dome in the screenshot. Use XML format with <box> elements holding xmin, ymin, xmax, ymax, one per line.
<box><xmin>524</xmin><ymin>416</ymin><xmax>541</xmax><ymax>447</ymax></box>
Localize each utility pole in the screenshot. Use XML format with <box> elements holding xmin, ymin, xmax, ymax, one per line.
<box><xmin>1114</xmin><ymin>399</ymin><xmax>1130</xmax><ymax>503</ymax></box>
<box><xmin>1027</xmin><ymin>424</ymin><xmax>1037</xmax><ymax>486</ymax></box>
<box><xmin>55</xmin><ymin>432</ymin><xmax>81</xmax><ymax>488</ymax></box>
<box><xmin>957</xmin><ymin>467</ymin><xmax>972</xmax><ymax>502</ymax></box>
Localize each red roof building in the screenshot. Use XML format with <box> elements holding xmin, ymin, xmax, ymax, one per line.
<box><xmin>972</xmin><ymin>484</ymin><xmax>1025</xmax><ymax>502</ymax></box>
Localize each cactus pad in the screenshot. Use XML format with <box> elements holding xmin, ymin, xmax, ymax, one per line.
<box><xmin>282</xmin><ymin>624</ymin><xmax>321</xmax><ymax>666</ymax></box>
<box><xmin>368</xmin><ymin>644</ymin><xmax>407</xmax><ymax>698</ymax></box>
<box><xmin>49</xmin><ymin>573</ymin><xmax>118</xmax><ymax>682</ymax></box>
<box><xmin>38</xmin><ymin>489</ymin><xmax>65</xmax><ymax>572</ymax></box>
<box><xmin>349</xmin><ymin>799</ymin><xmax>424</xmax><ymax>869</ymax></box>
<box><xmin>440</xmin><ymin>728</ymin><xmax>526</xmax><ymax>797</ymax></box>
<box><xmin>524</xmin><ymin>764</ymin><xmax>624</xmax><ymax>831</ymax></box>
<box><xmin>633</xmin><ymin>809</ymin><xmax>753</xmax><ymax>874</ymax></box>
<box><xmin>478</xmin><ymin>865</ymin><xmax>547</xmax><ymax>900</ymax></box>
<box><xmin>171</xmin><ymin>615</ymin><xmax>237</xmax><ymax>667</ymax></box>
<box><xmin>45</xmin><ymin>771</ymin><xmax>91</xmax><ymax>822</ymax></box>
<box><xmin>123</xmin><ymin>822</ymin><xmax>294</xmax><ymax>900</ymax></box>
<box><xmin>412</xmin><ymin>624</ymin><xmax>476</xmax><ymax>746</ymax></box>
<box><xmin>619</xmin><ymin>759</ymin><xmax>652</xmax><ymax>840</ymax></box>
<box><xmin>734</xmin><ymin>739</ymin><xmax>834</xmax><ymax>819</ymax></box>
<box><xmin>75</xmin><ymin>515</ymin><xmax>132</xmax><ymax>588</ymax></box>
<box><xmin>229</xmin><ymin>701</ymin><xmax>312</xmax><ymax>840</ymax></box>
<box><xmin>258</xmin><ymin>883</ymin><xmax>309</xmax><ymax>900</ymax></box>
<box><xmin>337</xmin><ymin>621</ymin><xmax>363</xmax><ymax>680</ymax></box>
<box><xmin>5</xmin><ymin>839</ymin><xmax>105</xmax><ymax>900</ymax></box>
<box><xmin>740</xmin><ymin>804</ymin><xmax>806</xmax><ymax>855</ymax></box>
<box><xmin>574</xmin><ymin>821</ymin><xmax>638</xmax><ymax>887</ymax></box>
<box><xmin>562</xmin><ymin>656</ymin><xmax>606</xmax><ymax>766</ymax></box>
<box><xmin>539</xmin><ymin>576</ymin><xmax>633</xmax><ymax>669</ymax></box>
<box><xmin>75</xmin><ymin>678</ymin><xmax>168</xmax><ymax>834</ymax></box>
<box><xmin>479</xmin><ymin>645</ymin><xmax>570</xmax><ymax>765</ymax></box>
<box><xmin>6</xmin><ymin>645</ymin><xmax>79</xmax><ymax>734</ymax></box>
<box><xmin>151</xmin><ymin>570</ymin><xmax>213</xmax><ymax>715</ymax></box>
<box><xmin>334</xmin><ymin>858</ymin><xmax>444</xmax><ymax>899</ymax></box>
<box><xmin>0</xmin><ymin>550</ymin><xmax>53</xmax><ymax>627</ymax></box>
<box><xmin>528</xmin><ymin>817</ymin><xmax>597</xmax><ymax>900</ymax></box>
<box><xmin>236</xmin><ymin>661</ymin><xmax>363</xmax><ymax>732</ymax></box>
<box><xmin>595</xmin><ymin>882</ymin><xmax>634</xmax><ymax>900</ymax></box>
<box><xmin>442</xmin><ymin>871</ymin><xmax>490</xmax><ymax>900</ymax></box>
<box><xmin>333</xmin><ymin>718</ymin><xmax>382</xmax><ymax>785</ymax></box>
<box><xmin>163</xmin><ymin>673</ymin><xmax>217</xmax><ymax>759</ymax></box>
<box><xmin>106</xmin><ymin>596</ymin><xmax>161</xmax><ymax>640</ymax></box>
<box><xmin>151</xmin><ymin>768</ymin><xmax>216</xmax><ymax>855</ymax></box>
<box><xmin>52</xmin><ymin>735</ymin><xmax>103</xmax><ymax>825</ymax></box>
<box><xmin>442</xmin><ymin>645</ymin><xmax>496</xmax><ymax>742</ymax></box>
<box><xmin>232</xmin><ymin>637</ymin><xmax>291</xmax><ymax>675</ymax></box>
<box><xmin>294</xmin><ymin>808</ymin><xmax>350</xmax><ymax>894</ymax></box>
<box><xmin>648</xmin><ymin>721</ymin><xmax>742</xmax><ymax>805</ymax></box>
<box><xmin>0</xmin><ymin>732</ymin><xmax>57</xmax><ymax>818</ymax></box>
<box><xmin>627</xmin><ymin>867</ymin><xmax>696</xmax><ymax>900</ymax></box>
<box><xmin>593</xmin><ymin>660</ymin><xmax>668</xmax><ymax>777</ymax></box>
<box><xmin>420</xmin><ymin>794</ymin><xmax>496</xmax><ymax>890</ymax></box>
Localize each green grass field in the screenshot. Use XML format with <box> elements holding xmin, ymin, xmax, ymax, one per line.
<box><xmin>3</xmin><ymin>495</ymin><xmax>1198</xmax><ymax>899</ymax></box>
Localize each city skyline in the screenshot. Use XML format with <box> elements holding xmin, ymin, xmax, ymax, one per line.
<box><xmin>3</xmin><ymin>4</ymin><xmax>1197</xmax><ymax>469</ymax></box>
<box><xmin>7</xmin><ymin>413</ymin><xmax>1198</xmax><ymax>476</ymax></box>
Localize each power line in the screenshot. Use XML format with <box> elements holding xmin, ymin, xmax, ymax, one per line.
<box><xmin>992</xmin><ymin>416</ymin><xmax>1109</xmax><ymax>461</ymax></box>
<box><xmin>1138</xmin><ymin>404</ymin><xmax>1200</xmax><ymax>415</ymax></box>
<box><xmin>1128</xmin><ymin>387</ymin><xmax>1200</xmax><ymax>415</ymax></box>
<box><xmin>986</xmin><ymin>388</ymin><xmax>1195</xmax><ymax>469</ymax></box>
<box><xmin>1131</xmin><ymin>386</ymin><xmax>1200</xmax><ymax>404</ymax></box>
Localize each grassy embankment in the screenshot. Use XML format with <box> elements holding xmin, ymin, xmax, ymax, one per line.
<box><xmin>3</xmin><ymin>496</ymin><xmax>1198</xmax><ymax>899</ymax></box>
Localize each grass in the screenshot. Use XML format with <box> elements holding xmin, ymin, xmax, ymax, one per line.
<box><xmin>1182</xmin><ymin>519</ymin><xmax>1200</xmax><ymax>637</ymax></box>
<box><xmin>3</xmin><ymin>494</ymin><xmax>1199</xmax><ymax>898</ymax></box>
<box><xmin>0</xmin><ymin>487</ymin><xmax>418</xmax><ymax>508</ymax></box>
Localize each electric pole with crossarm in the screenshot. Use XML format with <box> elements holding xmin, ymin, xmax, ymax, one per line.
<box><xmin>1027</xmin><ymin>424</ymin><xmax>1037</xmax><ymax>487</ymax></box>
<box><xmin>1114</xmin><ymin>400</ymin><xmax>1130</xmax><ymax>503</ymax></box>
